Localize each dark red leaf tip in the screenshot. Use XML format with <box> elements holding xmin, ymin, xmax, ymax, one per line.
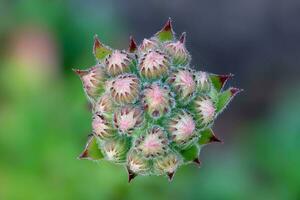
<box><xmin>73</xmin><ymin>69</ymin><xmax>88</xmax><ymax>77</ymax></box>
<box><xmin>179</xmin><ymin>32</ymin><xmax>186</xmax><ymax>44</ymax></box>
<box><xmin>167</xmin><ymin>172</ymin><xmax>175</xmax><ymax>181</ymax></box>
<box><xmin>220</xmin><ymin>73</ymin><xmax>233</xmax><ymax>83</ymax></box>
<box><xmin>230</xmin><ymin>88</ymin><xmax>243</xmax><ymax>96</ymax></box>
<box><xmin>93</xmin><ymin>35</ymin><xmax>101</xmax><ymax>49</ymax></box>
<box><xmin>127</xmin><ymin>168</ymin><xmax>137</xmax><ymax>183</ymax></box>
<box><xmin>210</xmin><ymin>135</ymin><xmax>223</xmax><ymax>143</ymax></box>
<box><xmin>193</xmin><ymin>158</ymin><xmax>201</xmax><ymax>167</ymax></box>
<box><xmin>128</xmin><ymin>36</ymin><xmax>137</xmax><ymax>53</ymax></box>
<box><xmin>78</xmin><ymin>149</ymin><xmax>88</xmax><ymax>159</ymax></box>
<box><xmin>162</xmin><ymin>17</ymin><xmax>173</xmax><ymax>32</ymax></box>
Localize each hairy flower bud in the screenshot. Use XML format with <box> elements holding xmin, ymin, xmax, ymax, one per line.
<box><xmin>167</xmin><ymin>110</ymin><xmax>197</xmax><ymax>147</ymax></box>
<box><xmin>74</xmin><ymin>65</ymin><xmax>106</xmax><ymax>102</ymax></box>
<box><xmin>153</xmin><ymin>151</ymin><xmax>181</xmax><ymax>181</ymax></box>
<box><xmin>139</xmin><ymin>50</ymin><xmax>170</xmax><ymax>79</ymax></box>
<box><xmin>138</xmin><ymin>39</ymin><xmax>159</xmax><ymax>53</ymax></box>
<box><xmin>195</xmin><ymin>71</ymin><xmax>211</xmax><ymax>93</ymax></box>
<box><xmin>113</xmin><ymin>106</ymin><xmax>144</xmax><ymax>135</ymax></box>
<box><xmin>93</xmin><ymin>93</ymin><xmax>114</xmax><ymax>115</ymax></box>
<box><xmin>92</xmin><ymin>113</ymin><xmax>115</xmax><ymax>139</ymax></box>
<box><xmin>135</xmin><ymin>126</ymin><xmax>169</xmax><ymax>158</ymax></box>
<box><xmin>168</xmin><ymin>68</ymin><xmax>196</xmax><ymax>103</ymax></box>
<box><xmin>101</xmin><ymin>136</ymin><xmax>130</xmax><ymax>163</ymax></box>
<box><xmin>142</xmin><ymin>83</ymin><xmax>173</xmax><ymax>118</ymax></box>
<box><xmin>127</xmin><ymin>150</ymin><xmax>151</xmax><ymax>175</ymax></box>
<box><xmin>105</xmin><ymin>50</ymin><xmax>132</xmax><ymax>76</ymax></box>
<box><xmin>191</xmin><ymin>96</ymin><xmax>216</xmax><ymax>128</ymax></box>
<box><xmin>110</xmin><ymin>74</ymin><xmax>140</xmax><ymax>104</ymax></box>
<box><xmin>165</xmin><ymin>32</ymin><xmax>190</xmax><ymax>66</ymax></box>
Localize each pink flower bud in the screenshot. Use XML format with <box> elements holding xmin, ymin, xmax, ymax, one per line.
<box><xmin>142</xmin><ymin>83</ymin><xmax>173</xmax><ymax>118</ymax></box>
<box><xmin>138</xmin><ymin>39</ymin><xmax>159</xmax><ymax>53</ymax></box>
<box><xmin>110</xmin><ymin>74</ymin><xmax>140</xmax><ymax>104</ymax></box>
<box><xmin>135</xmin><ymin>126</ymin><xmax>168</xmax><ymax>158</ymax></box>
<box><xmin>167</xmin><ymin>110</ymin><xmax>197</xmax><ymax>147</ymax></box>
<box><xmin>74</xmin><ymin>65</ymin><xmax>106</xmax><ymax>102</ymax></box>
<box><xmin>113</xmin><ymin>106</ymin><xmax>144</xmax><ymax>134</ymax></box>
<box><xmin>193</xmin><ymin>96</ymin><xmax>216</xmax><ymax>127</ymax></box>
<box><xmin>93</xmin><ymin>93</ymin><xmax>114</xmax><ymax>114</ymax></box>
<box><xmin>195</xmin><ymin>71</ymin><xmax>211</xmax><ymax>93</ymax></box>
<box><xmin>139</xmin><ymin>50</ymin><xmax>170</xmax><ymax>79</ymax></box>
<box><xmin>127</xmin><ymin>150</ymin><xmax>151</xmax><ymax>175</ymax></box>
<box><xmin>168</xmin><ymin>68</ymin><xmax>196</xmax><ymax>103</ymax></box>
<box><xmin>92</xmin><ymin>113</ymin><xmax>115</xmax><ymax>139</ymax></box>
<box><xmin>101</xmin><ymin>137</ymin><xmax>130</xmax><ymax>163</ymax></box>
<box><xmin>165</xmin><ymin>32</ymin><xmax>190</xmax><ymax>66</ymax></box>
<box><xmin>153</xmin><ymin>151</ymin><xmax>181</xmax><ymax>181</ymax></box>
<box><xmin>105</xmin><ymin>50</ymin><xmax>132</xmax><ymax>76</ymax></box>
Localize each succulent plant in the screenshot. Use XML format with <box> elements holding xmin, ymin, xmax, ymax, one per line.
<box><xmin>74</xmin><ymin>18</ymin><xmax>241</xmax><ymax>182</ymax></box>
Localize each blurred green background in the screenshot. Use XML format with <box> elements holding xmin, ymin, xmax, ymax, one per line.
<box><xmin>0</xmin><ymin>0</ymin><xmax>300</xmax><ymax>199</ymax></box>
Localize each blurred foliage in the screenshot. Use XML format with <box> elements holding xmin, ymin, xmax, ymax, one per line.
<box><xmin>0</xmin><ymin>1</ymin><xmax>299</xmax><ymax>200</ymax></box>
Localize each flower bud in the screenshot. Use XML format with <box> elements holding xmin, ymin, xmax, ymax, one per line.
<box><xmin>164</xmin><ymin>32</ymin><xmax>190</xmax><ymax>66</ymax></box>
<box><xmin>105</xmin><ymin>50</ymin><xmax>132</xmax><ymax>76</ymax></box>
<box><xmin>168</xmin><ymin>68</ymin><xmax>196</xmax><ymax>103</ymax></box>
<box><xmin>142</xmin><ymin>83</ymin><xmax>173</xmax><ymax>118</ymax></box>
<box><xmin>113</xmin><ymin>106</ymin><xmax>144</xmax><ymax>135</ymax></box>
<box><xmin>138</xmin><ymin>39</ymin><xmax>159</xmax><ymax>54</ymax></box>
<box><xmin>92</xmin><ymin>113</ymin><xmax>115</xmax><ymax>139</ymax></box>
<box><xmin>153</xmin><ymin>151</ymin><xmax>181</xmax><ymax>181</ymax></box>
<box><xmin>93</xmin><ymin>93</ymin><xmax>115</xmax><ymax>115</ymax></box>
<box><xmin>139</xmin><ymin>50</ymin><xmax>170</xmax><ymax>79</ymax></box>
<box><xmin>127</xmin><ymin>150</ymin><xmax>151</xmax><ymax>176</ymax></box>
<box><xmin>167</xmin><ymin>110</ymin><xmax>197</xmax><ymax>147</ymax></box>
<box><xmin>191</xmin><ymin>96</ymin><xmax>216</xmax><ymax>128</ymax></box>
<box><xmin>135</xmin><ymin>126</ymin><xmax>169</xmax><ymax>158</ymax></box>
<box><xmin>74</xmin><ymin>65</ymin><xmax>106</xmax><ymax>102</ymax></box>
<box><xmin>102</xmin><ymin>136</ymin><xmax>130</xmax><ymax>163</ymax></box>
<box><xmin>110</xmin><ymin>74</ymin><xmax>140</xmax><ymax>104</ymax></box>
<box><xmin>195</xmin><ymin>71</ymin><xmax>211</xmax><ymax>93</ymax></box>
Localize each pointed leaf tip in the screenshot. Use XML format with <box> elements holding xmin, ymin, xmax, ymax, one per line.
<box><xmin>163</xmin><ymin>18</ymin><xmax>172</xmax><ymax>31</ymax></box>
<box><xmin>156</xmin><ymin>18</ymin><xmax>175</xmax><ymax>42</ymax></box>
<box><xmin>199</xmin><ymin>128</ymin><xmax>222</xmax><ymax>145</ymax></box>
<box><xmin>210</xmin><ymin>73</ymin><xmax>234</xmax><ymax>92</ymax></box>
<box><xmin>210</xmin><ymin>134</ymin><xmax>223</xmax><ymax>143</ymax></box>
<box><xmin>78</xmin><ymin>135</ymin><xmax>103</xmax><ymax>160</ymax></box>
<box><xmin>73</xmin><ymin>68</ymin><xmax>88</xmax><ymax>77</ymax></box>
<box><xmin>93</xmin><ymin>35</ymin><xmax>100</xmax><ymax>48</ymax></box>
<box><xmin>179</xmin><ymin>145</ymin><xmax>200</xmax><ymax>163</ymax></box>
<box><xmin>93</xmin><ymin>35</ymin><xmax>112</xmax><ymax>60</ymax></box>
<box><xmin>230</xmin><ymin>87</ymin><xmax>243</xmax><ymax>96</ymax></box>
<box><xmin>78</xmin><ymin>149</ymin><xmax>88</xmax><ymax>159</ymax></box>
<box><xmin>179</xmin><ymin>32</ymin><xmax>186</xmax><ymax>44</ymax></box>
<box><xmin>216</xmin><ymin>87</ymin><xmax>242</xmax><ymax>114</ymax></box>
<box><xmin>128</xmin><ymin>36</ymin><xmax>137</xmax><ymax>53</ymax></box>
<box><xmin>219</xmin><ymin>73</ymin><xmax>234</xmax><ymax>87</ymax></box>
<box><xmin>167</xmin><ymin>172</ymin><xmax>175</xmax><ymax>181</ymax></box>
<box><xmin>193</xmin><ymin>158</ymin><xmax>201</xmax><ymax>167</ymax></box>
<box><xmin>127</xmin><ymin>168</ymin><xmax>137</xmax><ymax>183</ymax></box>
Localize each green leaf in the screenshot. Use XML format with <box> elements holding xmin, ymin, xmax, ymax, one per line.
<box><xmin>78</xmin><ymin>135</ymin><xmax>103</xmax><ymax>160</ymax></box>
<box><xmin>198</xmin><ymin>128</ymin><xmax>222</xmax><ymax>145</ymax></box>
<box><xmin>155</xmin><ymin>18</ymin><xmax>175</xmax><ymax>42</ymax></box>
<box><xmin>209</xmin><ymin>73</ymin><xmax>233</xmax><ymax>92</ymax></box>
<box><xmin>93</xmin><ymin>35</ymin><xmax>112</xmax><ymax>61</ymax></box>
<box><xmin>179</xmin><ymin>145</ymin><xmax>199</xmax><ymax>163</ymax></box>
<box><xmin>216</xmin><ymin>87</ymin><xmax>242</xmax><ymax>114</ymax></box>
